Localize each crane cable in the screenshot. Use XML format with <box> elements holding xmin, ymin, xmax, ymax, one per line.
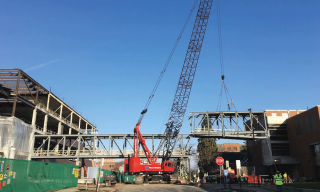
<box><xmin>137</xmin><ymin>0</ymin><xmax>199</xmax><ymax>123</ymax></box>
<box><xmin>215</xmin><ymin>0</ymin><xmax>236</xmax><ymax>112</ymax></box>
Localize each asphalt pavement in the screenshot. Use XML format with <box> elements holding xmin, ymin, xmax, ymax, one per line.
<box><xmin>55</xmin><ymin>183</ymin><xmax>275</xmax><ymax>192</ymax></box>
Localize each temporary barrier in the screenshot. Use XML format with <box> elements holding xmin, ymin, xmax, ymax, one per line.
<box><xmin>247</xmin><ymin>175</ymin><xmax>261</xmax><ymax>183</ymax></box>
<box><xmin>0</xmin><ymin>158</ymin><xmax>78</xmax><ymax>192</ymax></box>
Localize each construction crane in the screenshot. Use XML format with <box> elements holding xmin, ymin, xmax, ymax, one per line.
<box><xmin>155</xmin><ymin>0</ymin><xmax>213</xmax><ymax>161</ymax></box>
<box><xmin>124</xmin><ymin>0</ymin><xmax>213</xmax><ymax>183</ymax></box>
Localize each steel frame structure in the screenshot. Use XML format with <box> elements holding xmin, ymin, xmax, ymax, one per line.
<box><xmin>189</xmin><ymin>111</ymin><xmax>268</xmax><ymax>139</ymax></box>
<box><xmin>31</xmin><ymin>134</ymin><xmax>192</xmax><ymax>159</ymax></box>
<box><xmin>0</xmin><ymin>69</ymin><xmax>97</xmax><ymax>134</ymax></box>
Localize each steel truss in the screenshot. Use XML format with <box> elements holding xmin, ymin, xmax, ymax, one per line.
<box><xmin>189</xmin><ymin>111</ymin><xmax>268</xmax><ymax>139</ymax></box>
<box><xmin>31</xmin><ymin>134</ymin><xmax>192</xmax><ymax>159</ymax></box>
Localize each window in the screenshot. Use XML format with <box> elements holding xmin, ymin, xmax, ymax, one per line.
<box><xmin>168</xmin><ymin>163</ymin><xmax>171</xmax><ymax>167</ymax></box>
<box><xmin>227</xmin><ymin>147</ymin><xmax>231</xmax><ymax>151</ymax></box>
<box><xmin>314</xmin><ymin>144</ymin><xmax>320</xmax><ymax>157</ymax></box>
<box><xmin>165</xmin><ymin>163</ymin><xmax>167</xmax><ymax>166</ymax></box>
<box><xmin>272</xmin><ymin>113</ymin><xmax>277</xmax><ymax>117</ymax></box>
<box><xmin>233</xmin><ymin>147</ymin><xmax>237</xmax><ymax>151</ymax></box>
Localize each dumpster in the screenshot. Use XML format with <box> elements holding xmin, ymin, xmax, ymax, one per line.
<box><xmin>206</xmin><ymin>175</ymin><xmax>217</xmax><ymax>183</ymax></box>
<box><xmin>124</xmin><ymin>175</ymin><xmax>136</xmax><ymax>184</ymax></box>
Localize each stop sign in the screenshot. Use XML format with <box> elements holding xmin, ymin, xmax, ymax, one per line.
<box><xmin>216</xmin><ymin>157</ymin><xmax>224</xmax><ymax>165</ymax></box>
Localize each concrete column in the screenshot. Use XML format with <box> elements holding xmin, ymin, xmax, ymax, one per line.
<box><xmin>43</xmin><ymin>115</ymin><xmax>48</xmax><ymax>133</ymax></box>
<box><xmin>55</xmin><ymin>139</ymin><xmax>59</xmax><ymax>153</ymax></box>
<box><xmin>58</xmin><ymin>104</ymin><xmax>64</xmax><ymax>135</ymax></box>
<box><xmin>67</xmin><ymin>138</ymin><xmax>71</xmax><ymax>155</ymax></box>
<box><xmin>58</xmin><ymin>122</ymin><xmax>62</xmax><ymax>134</ymax></box>
<box><xmin>28</xmin><ymin>108</ymin><xmax>36</xmax><ymax>160</ymax></box>
<box><xmin>81</xmin><ymin>167</ymin><xmax>84</xmax><ymax>179</ymax></box>
<box><xmin>70</xmin><ymin>112</ymin><xmax>73</xmax><ymax>125</ymax></box>
<box><xmin>46</xmin><ymin>94</ymin><xmax>51</xmax><ymax>111</ymax></box>
<box><xmin>31</xmin><ymin>108</ymin><xmax>37</xmax><ymax>127</ymax></box>
<box><xmin>78</xmin><ymin>118</ymin><xmax>81</xmax><ymax>129</ymax></box>
<box><xmin>59</xmin><ymin>104</ymin><xmax>63</xmax><ymax>118</ymax></box>
<box><xmin>76</xmin><ymin>158</ymin><xmax>80</xmax><ymax>166</ymax></box>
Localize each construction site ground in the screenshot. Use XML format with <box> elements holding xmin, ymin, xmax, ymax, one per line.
<box><xmin>55</xmin><ymin>183</ymin><xmax>276</xmax><ymax>192</ymax></box>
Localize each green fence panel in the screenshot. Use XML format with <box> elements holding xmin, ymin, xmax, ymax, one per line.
<box><xmin>0</xmin><ymin>158</ymin><xmax>78</xmax><ymax>192</ymax></box>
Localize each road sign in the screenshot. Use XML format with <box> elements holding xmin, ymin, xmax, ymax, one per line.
<box><xmin>216</xmin><ymin>157</ymin><xmax>224</xmax><ymax>165</ymax></box>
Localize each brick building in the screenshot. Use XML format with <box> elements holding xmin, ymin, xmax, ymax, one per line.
<box><xmin>95</xmin><ymin>159</ymin><xmax>119</xmax><ymax>171</ymax></box>
<box><xmin>286</xmin><ymin>106</ymin><xmax>320</xmax><ymax>180</ymax></box>
<box><xmin>217</xmin><ymin>143</ymin><xmax>241</xmax><ymax>152</ymax></box>
<box><xmin>247</xmin><ymin>107</ymin><xmax>320</xmax><ymax>180</ymax></box>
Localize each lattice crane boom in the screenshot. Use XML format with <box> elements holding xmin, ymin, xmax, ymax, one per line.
<box><xmin>154</xmin><ymin>0</ymin><xmax>213</xmax><ymax>161</ymax></box>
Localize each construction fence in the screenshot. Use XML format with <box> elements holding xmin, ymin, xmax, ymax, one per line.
<box><xmin>0</xmin><ymin>158</ymin><xmax>78</xmax><ymax>192</ymax></box>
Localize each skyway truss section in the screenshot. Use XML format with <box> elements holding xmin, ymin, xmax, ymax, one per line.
<box><xmin>189</xmin><ymin>111</ymin><xmax>268</xmax><ymax>139</ymax></box>
<box><xmin>31</xmin><ymin>134</ymin><xmax>192</xmax><ymax>159</ymax></box>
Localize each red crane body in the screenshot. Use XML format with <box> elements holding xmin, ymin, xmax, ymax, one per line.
<box><xmin>124</xmin><ymin>122</ymin><xmax>175</xmax><ymax>174</ymax></box>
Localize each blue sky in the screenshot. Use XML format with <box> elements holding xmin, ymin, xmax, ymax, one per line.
<box><xmin>1</xmin><ymin>0</ymin><xmax>319</xmax><ymax>146</ymax></box>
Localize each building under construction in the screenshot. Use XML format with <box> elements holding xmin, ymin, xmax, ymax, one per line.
<box><xmin>0</xmin><ymin>69</ymin><xmax>97</xmax><ymax>161</ymax></box>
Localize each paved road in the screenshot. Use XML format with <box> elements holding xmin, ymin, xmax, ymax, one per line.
<box><xmin>115</xmin><ymin>184</ymin><xmax>209</xmax><ymax>192</ymax></box>
<box><xmin>56</xmin><ymin>183</ymin><xmax>274</xmax><ymax>192</ymax></box>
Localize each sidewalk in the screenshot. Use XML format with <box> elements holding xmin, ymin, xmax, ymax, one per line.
<box><xmin>55</xmin><ymin>187</ymin><xmax>78</xmax><ymax>192</ymax></box>
<box><xmin>55</xmin><ymin>185</ymin><xmax>117</xmax><ymax>192</ymax></box>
